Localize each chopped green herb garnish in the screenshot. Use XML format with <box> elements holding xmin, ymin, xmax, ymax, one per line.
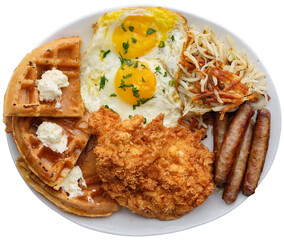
<box><xmin>131</xmin><ymin>37</ymin><xmax>137</xmax><ymax>44</ymax></box>
<box><xmin>141</xmin><ymin>63</ymin><xmax>148</xmax><ymax>69</ymax></box>
<box><xmin>99</xmin><ymin>75</ymin><xmax>108</xmax><ymax>91</ymax></box>
<box><xmin>146</xmin><ymin>28</ymin><xmax>156</xmax><ymax>35</ymax></box>
<box><xmin>134</xmin><ymin>61</ymin><xmax>139</xmax><ymax>68</ymax></box>
<box><xmin>100</xmin><ymin>49</ymin><xmax>111</xmax><ymax>59</ymax></box>
<box><xmin>169</xmin><ymin>80</ymin><xmax>176</xmax><ymax>86</ymax></box>
<box><xmin>142</xmin><ymin>77</ymin><xmax>146</xmax><ymax>82</ymax></box>
<box><xmin>171</xmin><ymin>35</ymin><xmax>175</xmax><ymax>41</ymax></box>
<box><xmin>121</xmin><ymin>23</ymin><xmax>127</xmax><ymax>32</ymax></box>
<box><xmin>123</xmin><ymin>74</ymin><xmax>132</xmax><ymax>79</ymax></box>
<box><xmin>158</xmin><ymin>41</ymin><xmax>165</xmax><ymax>48</ymax></box>
<box><xmin>163</xmin><ymin>72</ymin><xmax>167</xmax><ymax>77</ymax></box>
<box><xmin>140</xmin><ymin>97</ymin><xmax>154</xmax><ymax>104</ymax></box>
<box><xmin>118</xmin><ymin>78</ymin><xmax>140</xmax><ymax>99</ymax></box>
<box><xmin>143</xmin><ymin>118</ymin><xmax>147</xmax><ymax>124</ymax></box>
<box><xmin>155</xmin><ymin>65</ymin><xmax>162</xmax><ymax>74</ymax></box>
<box><xmin>119</xmin><ymin>52</ymin><xmax>134</xmax><ymax>69</ymax></box>
<box><xmin>104</xmin><ymin>105</ymin><xmax>109</xmax><ymax>108</ymax></box>
<box><xmin>162</xmin><ymin>89</ymin><xmax>165</xmax><ymax>94</ymax></box>
<box><xmin>132</xmin><ymin>86</ymin><xmax>140</xmax><ymax>98</ymax></box>
<box><xmin>129</xmin><ymin>115</ymin><xmax>133</xmax><ymax>118</ymax></box>
<box><xmin>128</xmin><ymin>60</ymin><xmax>134</xmax><ymax>67</ymax></box>
<box><xmin>133</xmin><ymin>95</ymin><xmax>156</xmax><ymax>110</ymax></box>
<box><xmin>118</xmin><ymin>79</ymin><xmax>134</xmax><ymax>91</ymax></box>
<box><xmin>129</xmin><ymin>26</ymin><xmax>134</xmax><ymax>32</ymax></box>
<box><xmin>123</xmin><ymin>41</ymin><xmax>129</xmax><ymax>54</ymax></box>
<box><xmin>110</xmin><ymin>93</ymin><xmax>117</xmax><ymax>97</ymax></box>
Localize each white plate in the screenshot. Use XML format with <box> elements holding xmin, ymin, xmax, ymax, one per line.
<box><xmin>7</xmin><ymin>6</ymin><xmax>281</xmax><ymax>236</ymax></box>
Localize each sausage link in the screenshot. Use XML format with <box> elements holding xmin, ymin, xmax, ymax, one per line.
<box><xmin>242</xmin><ymin>108</ymin><xmax>271</xmax><ymax>196</ymax></box>
<box><xmin>222</xmin><ymin>122</ymin><xmax>254</xmax><ymax>204</ymax></box>
<box><xmin>213</xmin><ymin>112</ymin><xmax>229</xmax><ymax>161</ymax></box>
<box><xmin>214</xmin><ymin>102</ymin><xmax>255</xmax><ymax>187</ymax></box>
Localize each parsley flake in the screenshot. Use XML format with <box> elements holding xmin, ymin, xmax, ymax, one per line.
<box><xmin>146</xmin><ymin>28</ymin><xmax>156</xmax><ymax>35</ymax></box>
<box><xmin>123</xmin><ymin>41</ymin><xmax>129</xmax><ymax>54</ymax></box>
<box><xmin>134</xmin><ymin>61</ymin><xmax>139</xmax><ymax>68</ymax></box>
<box><xmin>129</xmin><ymin>26</ymin><xmax>134</xmax><ymax>32</ymax></box>
<box><xmin>133</xmin><ymin>95</ymin><xmax>156</xmax><ymax>110</ymax></box>
<box><xmin>99</xmin><ymin>75</ymin><xmax>108</xmax><ymax>91</ymax></box>
<box><xmin>119</xmin><ymin>52</ymin><xmax>134</xmax><ymax>69</ymax></box>
<box><xmin>143</xmin><ymin>118</ymin><xmax>147</xmax><ymax>124</ymax></box>
<box><xmin>141</xmin><ymin>63</ymin><xmax>148</xmax><ymax>69</ymax></box>
<box><xmin>132</xmin><ymin>86</ymin><xmax>140</xmax><ymax>98</ymax></box>
<box><xmin>118</xmin><ymin>79</ymin><xmax>134</xmax><ymax>91</ymax></box>
<box><xmin>171</xmin><ymin>35</ymin><xmax>175</xmax><ymax>41</ymax></box>
<box><xmin>110</xmin><ymin>93</ymin><xmax>117</xmax><ymax>97</ymax></box>
<box><xmin>155</xmin><ymin>65</ymin><xmax>162</xmax><ymax>74</ymax></box>
<box><xmin>123</xmin><ymin>74</ymin><xmax>132</xmax><ymax>79</ymax></box>
<box><xmin>100</xmin><ymin>49</ymin><xmax>111</xmax><ymax>59</ymax></box>
<box><xmin>121</xmin><ymin>23</ymin><xmax>127</xmax><ymax>32</ymax></box>
<box><xmin>158</xmin><ymin>41</ymin><xmax>165</xmax><ymax>48</ymax></box>
<box><xmin>169</xmin><ymin>80</ymin><xmax>176</xmax><ymax>86</ymax></box>
<box><xmin>131</xmin><ymin>37</ymin><xmax>137</xmax><ymax>44</ymax></box>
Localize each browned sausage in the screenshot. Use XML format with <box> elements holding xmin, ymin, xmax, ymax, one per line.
<box><xmin>213</xmin><ymin>112</ymin><xmax>229</xmax><ymax>162</ymax></box>
<box><xmin>214</xmin><ymin>102</ymin><xmax>255</xmax><ymax>187</ymax></box>
<box><xmin>222</xmin><ymin>122</ymin><xmax>254</xmax><ymax>204</ymax></box>
<box><xmin>242</xmin><ymin>108</ymin><xmax>271</xmax><ymax>196</ymax></box>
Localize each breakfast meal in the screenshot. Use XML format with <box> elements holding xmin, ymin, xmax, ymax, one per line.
<box><xmin>3</xmin><ymin>6</ymin><xmax>272</xmax><ymax>221</ymax></box>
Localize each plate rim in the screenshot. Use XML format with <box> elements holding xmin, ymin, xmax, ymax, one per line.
<box><xmin>6</xmin><ymin>3</ymin><xmax>282</xmax><ymax>236</ymax></box>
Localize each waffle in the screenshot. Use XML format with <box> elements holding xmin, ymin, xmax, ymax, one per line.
<box><xmin>3</xmin><ymin>36</ymin><xmax>84</xmax><ymax>117</ymax></box>
<box><xmin>16</xmin><ymin>135</ymin><xmax>120</xmax><ymax>217</ymax></box>
<box><xmin>12</xmin><ymin>112</ymin><xmax>91</xmax><ymax>190</ymax></box>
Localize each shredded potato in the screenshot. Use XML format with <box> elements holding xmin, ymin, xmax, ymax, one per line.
<box><xmin>178</xmin><ymin>25</ymin><xmax>268</xmax><ymax>125</ymax></box>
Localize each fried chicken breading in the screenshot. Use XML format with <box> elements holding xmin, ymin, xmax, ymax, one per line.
<box><xmin>89</xmin><ymin>106</ymin><xmax>215</xmax><ymax>220</ymax></box>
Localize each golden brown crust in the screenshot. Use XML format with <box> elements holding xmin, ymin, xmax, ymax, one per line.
<box><xmin>3</xmin><ymin>116</ymin><xmax>12</xmax><ymax>133</ymax></box>
<box><xmin>12</xmin><ymin>112</ymin><xmax>91</xmax><ymax>189</ymax></box>
<box><xmin>89</xmin><ymin>107</ymin><xmax>215</xmax><ymax>220</ymax></box>
<box><xmin>16</xmin><ymin>136</ymin><xmax>120</xmax><ymax>217</ymax></box>
<box><xmin>4</xmin><ymin>36</ymin><xmax>84</xmax><ymax>117</ymax></box>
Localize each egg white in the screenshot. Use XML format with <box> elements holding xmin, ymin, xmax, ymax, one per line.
<box><xmin>80</xmin><ymin>7</ymin><xmax>188</xmax><ymax>127</ymax></box>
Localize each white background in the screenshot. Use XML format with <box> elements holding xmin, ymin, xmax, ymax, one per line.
<box><xmin>1</xmin><ymin>0</ymin><xmax>283</xmax><ymax>239</ymax></box>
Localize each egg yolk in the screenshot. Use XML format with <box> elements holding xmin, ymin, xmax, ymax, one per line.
<box><xmin>115</xmin><ymin>61</ymin><xmax>156</xmax><ymax>105</ymax></box>
<box><xmin>112</xmin><ymin>16</ymin><xmax>158</xmax><ymax>59</ymax></box>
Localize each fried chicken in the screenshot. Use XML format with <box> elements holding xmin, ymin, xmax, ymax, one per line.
<box><xmin>88</xmin><ymin>106</ymin><xmax>215</xmax><ymax>220</ymax></box>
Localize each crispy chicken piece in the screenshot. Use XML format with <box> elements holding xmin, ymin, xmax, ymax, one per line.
<box><xmin>88</xmin><ymin>106</ymin><xmax>215</xmax><ymax>220</ymax></box>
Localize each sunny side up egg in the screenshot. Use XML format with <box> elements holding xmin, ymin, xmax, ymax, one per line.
<box><xmin>80</xmin><ymin>7</ymin><xmax>189</xmax><ymax>127</ymax></box>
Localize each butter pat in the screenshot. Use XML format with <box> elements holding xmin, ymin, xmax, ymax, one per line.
<box><xmin>37</xmin><ymin>68</ymin><xmax>69</xmax><ymax>102</ymax></box>
<box><xmin>36</xmin><ymin>121</ymin><xmax>68</xmax><ymax>153</ymax></box>
<box><xmin>61</xmin><ymin>166</ymin><xmax>86</xmax><ymax>198</ymax></box>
